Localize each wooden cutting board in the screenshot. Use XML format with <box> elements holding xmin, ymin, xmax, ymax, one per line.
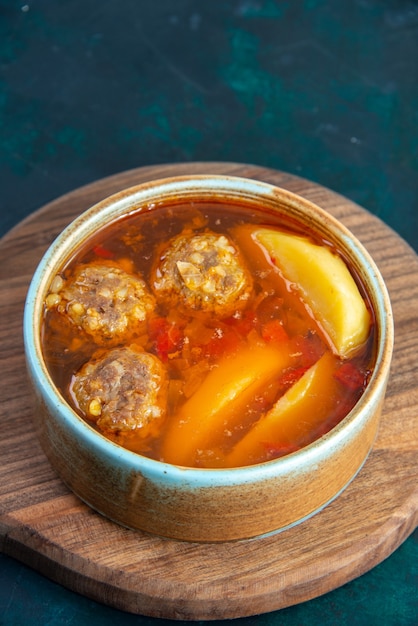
<box><xmin>0</xmin><ymin>163</ymin><xmax>417</xmax><ymax>621</ymax></box>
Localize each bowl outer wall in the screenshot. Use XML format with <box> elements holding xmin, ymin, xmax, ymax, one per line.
<box><xmin>23</xmin><ymin>175</ymin><xmax>394</xmax><ymax>541</ymax></box>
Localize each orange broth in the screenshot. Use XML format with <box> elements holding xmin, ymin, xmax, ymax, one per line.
<box><xmin>41</xmin><ymin>201</ymin><xmax>375</xmax><ymax>468</ymax></box>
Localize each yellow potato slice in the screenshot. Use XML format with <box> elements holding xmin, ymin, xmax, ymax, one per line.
<box><xmin>160</xmin><ymin>342</ymin><xmax>291</xmax><ymax>467</ymax></box>
<box><xmin>254</xmin><ymin>228</ymin><xmax>370</xmax><ymax>357</ymax></box>
<box><xmin>226</xmin><ymin>352</ymin><xmax>340</xmax><ymax>467</ymax></box>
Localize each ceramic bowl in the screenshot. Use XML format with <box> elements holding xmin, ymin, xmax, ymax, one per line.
<box><xmin>23</xmin><ymin>175</ymin><xmax>393</xmax><ymax>542</ymax></box>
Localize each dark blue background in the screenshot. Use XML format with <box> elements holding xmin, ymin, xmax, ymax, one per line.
<box><xmin>1</xmin><ymin>1</ymin><xmax>417</xmax><ymax>624</ymax></box>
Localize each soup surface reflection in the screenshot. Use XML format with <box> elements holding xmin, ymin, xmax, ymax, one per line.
<box><xmin>42</xmin><ymin>201</ymin><xmax>374</xmax><ymax>468</ymax></box>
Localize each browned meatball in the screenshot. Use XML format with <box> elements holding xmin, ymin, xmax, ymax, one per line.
<box><xmin>70</xmin><ymin>346</ymin><xmax>168</xmax><ymax>437</ymax></box>
<box><xmin>45</xmin><ymin>261</ymin><xmax>155</xmax><ymax>346</ymax></box>
<box><xmin>151</xmin><ymin>231</ymin><xmax>253</xmax><ymax>317</ymax></box>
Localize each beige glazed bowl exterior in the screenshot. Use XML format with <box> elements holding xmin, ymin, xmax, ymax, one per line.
<box><xmin>23</xmin><ymin>175</ymin><xmax>394</xmax><ymax>542</ymax></box>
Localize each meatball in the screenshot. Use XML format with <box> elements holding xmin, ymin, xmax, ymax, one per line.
<box><xmin>70</xmin><ymin>346</ymin><xmax>168</xmax><ymax>436</ymax></box>
<box><xmin>151</xmin><ymin>231</ymin><xmax>253</xmax><ymax>317</ymax></box>
<box><xmin>45</xmin><ymin>261</ymin><xmax>155</xmax><ymax>346</ymax></box>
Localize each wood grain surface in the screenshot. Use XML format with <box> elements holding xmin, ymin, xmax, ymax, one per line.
<box><xmin>0</xmin><ymin>163</ymin><xmax>417</xmax><ymax>621</ymax></box>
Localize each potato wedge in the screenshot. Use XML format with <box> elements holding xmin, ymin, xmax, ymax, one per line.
<box><xmin>253</xmin><ymin>228</ymin><xmax>370</xmax><ymax>357</ymax></box>
<box><xmin>160</xmin><ymin>342</ymin><xmax>291</xmax><ymax>467</ymax></box>
<box><xmin>226</xmin><ymin>352</ymin><xmax>340</xmax><ymax>467</ymax></box>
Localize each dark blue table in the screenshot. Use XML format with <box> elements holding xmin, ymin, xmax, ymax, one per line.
<box><xmin>1</xmin><ymin>2</ymin><xmax>417</xmax><ymax>624</ymax></box>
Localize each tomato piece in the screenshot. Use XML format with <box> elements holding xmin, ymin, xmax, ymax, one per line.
<box><xmin>92</xmin><ymin>244</ymin><xmax>114</xmax><ymax>259</ymax></box>
<box><xmin>149</xmin><ymin>317</ymin><xmax>183</xmax><ymax>361</ymax></box>
<box><xmin>225</xmin><ymin>310</ymin><xmax>258</xmax><ymax>337</ymax></box>
<box><xmin>291</xmin><ymin>333</ymin><xmax>325</xmax><ymax>368</ymax></box>
<box><xmin>278</xmin><ymin>366</ymin><xmax>310</xmax><ymax>389</ymax></box>
<box><xmin>203</xmin><ymin>327</ymin><xmax>242</xmax><ymax>360</ymax></box>
<box><xmin>255</xmin><ymin>295</ymin><xmax>284</xmax><ymax>323</ymax></box>
<box><xmin>334</xmin><ymin>362</ymin><xmax>366</xmax><ymax>391</ymax></box>
<box><xmin>261</xmin><ymin>319</ymin><xmax>288</xmax><ymax>344</ymax></box>
<box><xmin>148</xmin><ymin>316</ymin><xmax>166</xmax><ymax>337</ymax></box>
